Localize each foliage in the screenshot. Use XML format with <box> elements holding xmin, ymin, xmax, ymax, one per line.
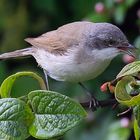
<box><xmin>0</xmin><ymin>98</ymin><xmax>33</xmax><ymax>140</ymax></box>
<box><xmin>110</xmin><ymin>61</ymin><xmax>140</xmax><ymax>140</ymax></box>
<box><xmin>0</xmin><ymin>0</ymin><xmax>140</xmax><ymax>140</ymax></box>
<box><xmin>2</xmin><ymin>61</ymin><xmax>140</xmax><ymax>139</ymax></box>
<box><xmin>2</xmin><ymin>61</ymin><xmax>140</xmax><ymax>140</ymax></box>
<box><xmin>0</xmin><ymin>72</ymin><xmax>87</xmax><ymax>139</ymax></box>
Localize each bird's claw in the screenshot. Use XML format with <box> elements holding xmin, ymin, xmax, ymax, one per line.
<box><xmin>89</xmin><ymin>97</ymin><xmax>100</xmax><ymax>111</ymax></box>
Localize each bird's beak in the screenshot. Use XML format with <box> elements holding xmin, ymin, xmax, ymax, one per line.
<box><xmin>117</xmin><ymin>43</ymin><xmax>136</xmax><ymax>58</ymax></box>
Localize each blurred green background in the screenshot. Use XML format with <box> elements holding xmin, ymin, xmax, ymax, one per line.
<box><xmin>0</xmin><ymin>0</ymin><xmax>140</xmax><ymax>139</ymax></box>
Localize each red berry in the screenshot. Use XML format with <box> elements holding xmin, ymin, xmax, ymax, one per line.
<box><xmin>100</xmin><ymin>82</ymin><xmax>108</xmax><ymax>93</ymax></box>
<box><xmin>94</xmin><ymin>2</ymin><xmax>105</xmax><ymax>14</ymax></box>
<box><xmin>100</xmin><ymin>82</ymin><xmax>115</xmax><ymax>93</ymax></box>
<box><xmin>108</xmin><ymin>85</ymin><xmax>115</xmax><ymax>93</ymax></box>
<box><xmin>122</xmin><ymin>54</ymin><xmax>135</xmax><ymax>64</ymax></box>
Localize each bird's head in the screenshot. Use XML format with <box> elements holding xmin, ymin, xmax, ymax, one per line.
<box><xmin>86</xmin><ymin>23</ymin><xmax>135</xmax><ymax>60</ymax></box>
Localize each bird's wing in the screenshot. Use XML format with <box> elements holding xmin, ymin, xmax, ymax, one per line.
<box><xmin>25</xmin><ymin>21</ymin><xmax>92</xmax><ymax>54</ymax></box>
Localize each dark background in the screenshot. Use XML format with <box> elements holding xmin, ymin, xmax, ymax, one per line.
<box><xmin>0</xmin><ymin>0</ymin><xmax>140</xmax><ymax>139</ymax></box>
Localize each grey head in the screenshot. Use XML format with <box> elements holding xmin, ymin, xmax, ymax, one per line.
<box><xmin>85</xmin><ymin>22</ymin><xmax>135</xmax><ymax>57</ymax></box>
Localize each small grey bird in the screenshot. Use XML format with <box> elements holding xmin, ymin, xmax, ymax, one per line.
<box><xmin>0</xmin><ymin>21</ymin><xmax>135</xmax><ymax>107</ymax></box>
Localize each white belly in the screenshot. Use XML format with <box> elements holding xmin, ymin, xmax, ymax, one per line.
<box><xmin>48</xmin><ymin>61</ymin><xmax>110</xmax><ymax>82</ymax></box>
<box><xmin>33</xmin><ymin>49</ymin><xmax>112</xmax><ymax>82</ymax></box>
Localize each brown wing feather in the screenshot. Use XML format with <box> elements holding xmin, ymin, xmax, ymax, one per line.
<box><xmin>24</xmin><ymin>21</ymin><xmax>92</xmax><ymax>54</ymax></box>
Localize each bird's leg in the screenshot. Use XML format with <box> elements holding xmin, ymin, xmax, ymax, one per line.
<box><xmin>79</xmin><ymin>82</ymin><xmax>100</xmax><ymax>111</ymax></box>
<box><xmin>43</xmin><ymin>69</ymin><xmax>50</xmax><ymax>90</ymax></box>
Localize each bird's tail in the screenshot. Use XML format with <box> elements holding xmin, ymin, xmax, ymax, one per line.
<box><xmin>0</xmin><ymin>48</ymin><xmax>33</xmax><ymax>60</ymax></box>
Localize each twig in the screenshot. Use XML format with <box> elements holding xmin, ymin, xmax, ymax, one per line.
<box><xmin>80</xmin><ymin>98</ymin><xmax>117</xmax><ymax>111</ymax></box>
<box><xmin>117</xmin><ymin>107</ymin><xmax>132</xmax><ymax>116</ymax></box>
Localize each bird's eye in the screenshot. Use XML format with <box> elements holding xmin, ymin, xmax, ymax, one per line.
<box><xmin>108</xmin><ymin>39</ymin><xmax>116</xmax><ymax>46</ymax></box>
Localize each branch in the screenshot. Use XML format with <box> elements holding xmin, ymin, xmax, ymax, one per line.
<box><xmin>80</xmin><ymin>98</ymin><xmax>118</xmax><ymax>111</ymax></box>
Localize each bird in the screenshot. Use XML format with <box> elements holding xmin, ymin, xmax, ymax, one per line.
<box><xmin>0</xmin><ymin>21</ymin><xmax>135</xmax><ymax>108</ymax></box>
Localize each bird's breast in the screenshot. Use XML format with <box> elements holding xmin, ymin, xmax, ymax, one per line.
<box><xmin>33</xmin><ymin>49</ymin><xmax>111</xmax><ymax>82</ymax></box>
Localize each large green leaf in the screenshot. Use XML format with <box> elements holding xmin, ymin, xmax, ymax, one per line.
<box><xmin>117</xmin><ymin>61</ymin><xmax>140</xmax><ymax>79</ymax></box>
<box><xmin>115</xmin><ymin>76</ymin><xmax>140</xmax><ymax>106</ymax></box>
<box><xmin>0</xmin><ymin>71</ymin><xmax>46</xmax><ymax>98</ymax></box>
<box><xmin>28</xmin><ymin>90</ymin><xmax>87</xmax><ymax>139</ymax></box>
<box><xmin>0</xmin><ymin>98</ymin><xmax>33</xmax><ymax>140</ymax></box>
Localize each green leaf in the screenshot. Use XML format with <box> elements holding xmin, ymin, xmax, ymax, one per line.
<box><xmin>0</xmin><ymin>71</ymin><xmax>46</xmax><ymax>98</ymax></box>
<box><xmin>105</xmin><ymin>0</ymin><xmax>114</xmax><ymax>9</ymax></box>
<box><xmin>87</xmin><ymin>13</ymin><xmax>110</xmax><ymax>23</ymax></box>
<box><xmin>28</xmin><ymin>90</ymin><xmax>87</xmax><ymax>139</ymax></box>
<box><xmin>0</xmin><ymin>98</ymin><xmax>34</xmax><ymax>140</ymax></box>
<box><xmin>133</xmin><ymin>105</ymin><xmax>140</xmax><ymax>140</ymax></box>
<box><xmin>134</xmin><ymin>105</ymin><xmax>140</xmax><ymax>128</ymax></box>
<box><xmin>106</xmin><ymin>120</ymin><xmax>130</xmax><ymax>140</ymax></box>
<box><xmin>117</xmin><ymin>61</ymin><xmax>140</xmax><ymax>79</ymax></box>
<box><xmin>114</xmin><ymin>5</ymin><xmax>126</xmax><ymax>24</ymax></box>
<box><xmin>133</xmin><ymin>106</ymin><xmax>140</xmax><ymax>140</ymax></box>
<box><xmin>115</xmin><ymin>76</ymin><xmax>140</xmax><ymax>106</ymax></box>
<box><xmin>134</xmin><ymin>119</ymin><xmax>139</xmax><ymax>140</ymax></box>
<box><xmin>134</xmin><ymin>36</ymin><xmax>140</xmax><ymax>60</ymax></box>
<box><xmin>125</xmin><ymin>0</ymin><xmax>138</xmax><ymax>7</ymax></box>
<box><xmin>134</xmin><ymin>36</ymin><xmax>140</xmax><ymax>49</ymax></box>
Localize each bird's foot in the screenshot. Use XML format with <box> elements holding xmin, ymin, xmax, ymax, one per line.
<box><xmin>78</xmin><ymin>82</ymin><xmax>100</xmax><ymax>111</ymax></box>
<box><xmin>89</xmin><ymin>96</ymin><xmax>100</xmax><ymax>111</ymax></box>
